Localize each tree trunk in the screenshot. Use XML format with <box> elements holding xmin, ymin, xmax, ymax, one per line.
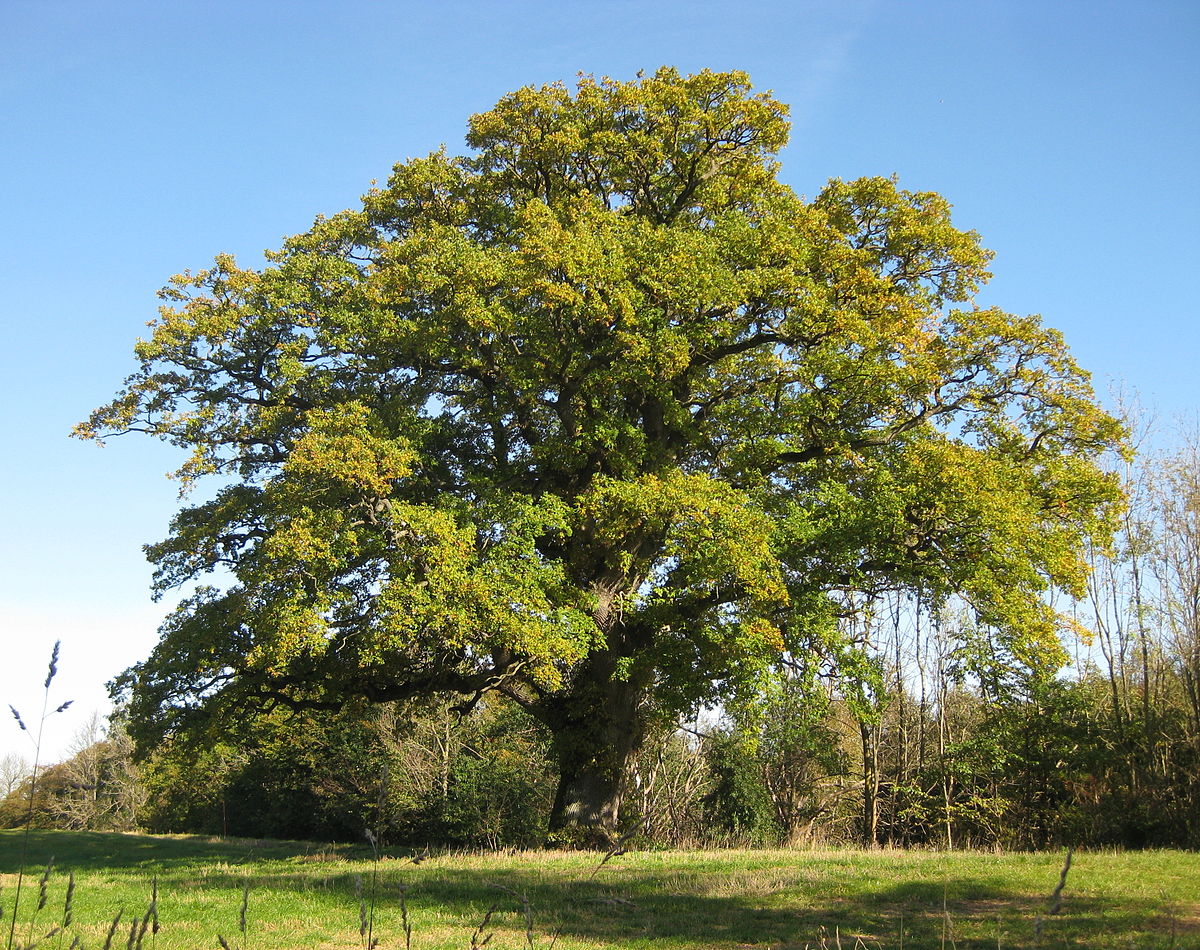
<box><xmin>859</xmin><ymin>721</ymin><xmax>880</xmax><ymax>846</ymax></box>
<box><xmin>548</xmin><ymin>753</ymin><xmax>628</xmax><ymax>841</ymax></box>
<box><xmin>539</xmin><ymin>655</ymin><xmax>648</xmax><ymax>847</ymax></box>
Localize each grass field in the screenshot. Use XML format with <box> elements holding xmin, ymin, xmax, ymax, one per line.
<box><xmin>0</xmin><ymin>831</ymin><xmax>1195</xmax><ymax>949</ymax></box>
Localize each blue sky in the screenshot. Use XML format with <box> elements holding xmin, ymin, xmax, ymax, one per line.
<box><xmin>2</xmin><ymin>0</ymin><xmax>1196</xmax><ymax>763</ymax></box>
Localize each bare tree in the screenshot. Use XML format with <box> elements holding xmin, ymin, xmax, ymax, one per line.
<box><xmin>45</xmin><ymin>712</ymin><xmax>144</xmax><ymax>832</ymax></box>
<box><xmin>1151</xmin><ymin>432</ymin><xmax>1200</xmax><ymax>737</ymax></box>
<box><xmin>0</xmin><ymin>752</ymin><xmax>29</xmax><ymax>799</ymax></box>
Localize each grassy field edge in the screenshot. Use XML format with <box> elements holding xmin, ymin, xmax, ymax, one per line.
<box><xmin>0</xmin><ymin>830</ymin><xmax>1195</xmax><ymax>948</ymax></box>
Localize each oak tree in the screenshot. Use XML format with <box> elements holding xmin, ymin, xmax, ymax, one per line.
<box><xmin>80</xmin><ymin>68</ymin><xmax>1125</xmax><ymax>842</ymax></box>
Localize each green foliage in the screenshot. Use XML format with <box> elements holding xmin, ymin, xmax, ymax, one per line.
<box><xmin>138</xmin><ymin>696</ymin><xmax>555</xmax><ymax>848</ymax></box>
<box><xmin>702</xmin><ymin>731</ymin><xmax>779</xmax><ymax>844</ymax></box>
<box><xmin>0</xmin><ymin>767</ymin><xmax>59</xmax><ymax>829</ymax></box>
<box><xmin>80</xmin><ymin>68</ymin><xmax>1125</xmax><ymax>833</ymax></box>
<box><xmin>434</xmin><ymin>746</ymin><xmax>550</xmax><ymax>849</ymax></box>
<box><xmin>140</xmin><ymin>707</ymin><xmax>387</xmax><ymax>841</ymax></box>
<box><xmin>139</xmin><ymin>738</ymin><xmax>243</xmax><ymax>835</ymax></box>
<box><xmin>391</xmin><ymin>698</ymin><xmax>555</xmax><ymax>848</ymax></box>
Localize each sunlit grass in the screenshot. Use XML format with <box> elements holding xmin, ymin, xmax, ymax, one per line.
<box><xmin>0</xmin><ymin>831</ymin><xmax>1195</xmax><ymax>948</ymax></box>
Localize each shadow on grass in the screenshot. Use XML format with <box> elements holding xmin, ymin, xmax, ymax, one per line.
<box><xmin>379</xmin><ymin>866</ymin><xmax>1195</xmax><ymax>949</ymax></box>
<box><xmin>0</xmin><ymin>829</ymin><xmax>325</xmax><ymax>872</ymax></box>
<box><xmin>0</xmin><ymin>832</ymin><xmax>1192</xmax><ymax>949</ymax></box>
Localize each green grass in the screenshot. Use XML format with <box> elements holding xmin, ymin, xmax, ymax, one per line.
<box><xmin>0</xmin><ymin>831</ymin><xmax>1195</xmax><ymax>948</ymax></box>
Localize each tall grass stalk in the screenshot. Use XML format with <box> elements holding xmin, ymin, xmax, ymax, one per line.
<box><xmin>940</xmin><ymin>879</ymin><xmax>956</xmax><ymax>950</ymax></box>
<box><xmin>239</xmin><ymin>879</ymin><xmax>249</xmax><ymax>948</ymax></box>
<box><xmin>101</xmin><ymin>908</ymin><xmax>123</xmax><ymax>950</ymax></box>
<box><xmin>362</xmin><ymin>761</ymin><xmax>390</xmax><ymax>950</ymax></box>
<box><xmin>149</xmin><ymin>876</ymin><xmax>160</xmax><ymax>950</ymax></box>
<box><xmin>216</xmin><ymin>878</ymin><xmax>249</xmax><ymax>950</ymax></box>
<box><xmin>468</xmin><ymin>900</ymin><xmax>499</xmax><ymax>949</ymax></box>
<box><xmin>57</xmin><ymin>870</ymin><xmax>74</xmax><ymax>950</ymax></box>
<box><xmin>5</xmin><ymin>642</ymin><xmax>72</xmax><ymax>950</ymax></box>
<box><xmin>1033</xmin><ymin>847</ymin><xmax>1073</xmax><ymax>947</ymax></box>
<box><xmin>397</xmin><ymin>885</ymin><xmax>411</xmax><ymax>950</ymax></box>
<box><xmin>22</xmin><ymin>858</ymin><xmax>55</xmax><ymax>947</ymax></box>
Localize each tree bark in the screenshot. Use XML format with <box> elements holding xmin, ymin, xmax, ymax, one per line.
<box><xmin>859</xmin><ymin>721</ymin><xmax>880</xmax><ymax>846</ymax></box>
<box><xmin>538</xmin><ymin>654</ymin><xmax>648</xmax><ymax>847</ymax></box>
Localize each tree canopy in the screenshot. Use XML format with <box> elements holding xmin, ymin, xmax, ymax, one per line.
<box><xmin>80</xmin><ymin>68</ymin><xmax>1125</xmax><ymax>840</ymax></box>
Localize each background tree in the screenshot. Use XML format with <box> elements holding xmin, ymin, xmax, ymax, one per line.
<box><xmin>0</xmin><ymin>715</ymin><xmax>142</xmax><ymax>832</ymax></box>
<box><xmin>80</xmin><ymin>67</ymin><xmax>1124</xmax><ymax>843</ymax></box>
<box><xmin>46</xmin><ymin>712</ymin><xmax>143</xmax><ymax>831</ymax></box>
<box><xmin>0</xmin><ymin>753</ymin><xmax>28</xmax><ymax>800</ymax></box>
<box><xmin>1152</xmin><ymin>434</ymin><xmax>1200</xmax><ymax>738</ymax></box>
<box><xmin>1070</xmin><ymin>425</ymin><xmax>1200</xmax><ymax>847</ymax></box>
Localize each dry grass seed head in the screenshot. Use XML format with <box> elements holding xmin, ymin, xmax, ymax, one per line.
<box><xmin>1048</xmin><ymin>849</ymin><xmax>1073</xmax><ymax>916</ymax></box>
<box><xmin>35</xmin><ymin>859</ymin><xmax>54</xmax><ymax>912</ymax></box>
<box><xmin>62</xmin><ymin>871</ymin><xmax>75</xmax><ymax>929</ymax></box>
<box><xmin>102</xmin><ymin>908</ymin><xmax>124</xmax><ymax>950</ymax></box>
<box><xmin>469</xmin><ymin>902</ymin><xmax>499</xmax><ymax>949</ymax></box>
